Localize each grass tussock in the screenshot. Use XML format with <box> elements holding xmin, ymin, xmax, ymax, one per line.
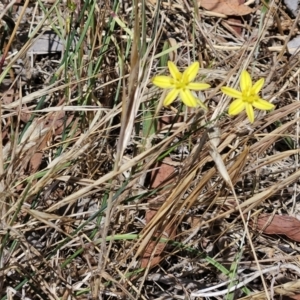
<box><xmin>1</xmin><ymin>0</ymin><xmax>300</xmax><ymax>299</ymax></box>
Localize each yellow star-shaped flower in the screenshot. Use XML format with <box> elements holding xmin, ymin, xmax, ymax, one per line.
<box><xmin>221</xmin><ymin>70</ymin><xmax>275</xmax><ymax>123</ymax></box>
<box><xmin>152</xmin><ymin>61</ymin><xmax>211</xmax><ymax>109</ymax></box>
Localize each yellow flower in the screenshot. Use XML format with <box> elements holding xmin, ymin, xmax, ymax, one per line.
<box><xmin>221</xmin><ymin>70</ymin><xmax>275</xmax><ymax>123</ymax></box>
<box><xmin>152</xmin><ymin>61</ymin><xmax>211</xmax><ymax>109</ymax></box>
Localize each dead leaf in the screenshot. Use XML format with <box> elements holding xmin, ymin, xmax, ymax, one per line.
<box><xmin>149</xmin><ymin>159</ymin><xmax>176</xmax><ymax>188</ymax></box>
<box><xmin>252</xmin><ymin>214</ymin><xmax>300</xmax><ymax>243</ymax></box>
<box><xmin>199</xmin><ymin>0</ymin><xmax>253</xmax><ymax>16</ymax></box>
<box><xmin>141</xmin><ymin>160</ymin><xmax>176</xmax><ymax>269</ymax></box>
<box><xmin>0</xmin><ymin>88</ymin><xmax>19</xmax><ymax>104</ymax></box>
<box><xmin>141</xmin><ymin>113</ymin><xmax>179</xmax><ymax>269</ymax></box>
<box><xmin>28</xmin><ymin>112</ymin><xmax>75</xmax><ymax>173</ymax></box>
<box><xmin>226</xmin><ymin>0</ymin><xmax>245</xmax><ymax>35</ymax></box>
<box><xmin>29</xmin><ymin>152</ymin><xmax>43</xmax><ymax>174</ymax></box>
<box><xmin>141</xmin><ymin>208</ymin><xmax>175</xmax><ymax>268</ymax></box>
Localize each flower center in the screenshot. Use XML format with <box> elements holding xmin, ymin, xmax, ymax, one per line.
<box><xmin>242</xmin><ymin>90</ymin><xmax>259</xmax><ymax>103</ymax></box>
<box><xmin>175</xmin><ymin>80</ymin><xmax>187</xmax><ymax>89</ymax></box>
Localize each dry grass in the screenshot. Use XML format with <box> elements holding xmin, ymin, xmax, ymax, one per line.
<box><xmin>1</xmin><ymin>0</ymin><xmax>300</xmax><ymax>299</ymax></box>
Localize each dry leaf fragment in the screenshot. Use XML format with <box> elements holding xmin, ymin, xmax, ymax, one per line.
<box><xmin>227</xmin><ymin>0</ymin><xmax>245</xmax><ymax>35</ymax></box>
<box><xmin>141</xmin><ymin>160</ymin><xmax>176</xmax><ymax>269</ymax></box>
<box><xmin>28</xmin><ymin>112</ymin><xmax>75</xmax><ymax>174</ymax></box>
<box><xmin>252</xmin><ymin>214</ymin><xmax>300</xmax><ymax>243</ymax></box>
<box><xmin>199</xmin><ymin>0</ymin><xmax>253</xmax><ymax>16</ymax></box>
<box><xmin>141</xmin><ymin>207</ymin><xmax>175</xmax><ymax>268</ymax></box>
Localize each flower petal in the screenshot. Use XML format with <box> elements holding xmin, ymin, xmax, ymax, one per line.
<box><xmin>182</xmin><ymin>62</ymin><xmax>199</xmax><ymax>83</ymax></box>
<box><xmin>168</xmin><ymin>61</ymin><xmax>182</xmax><ymax>81</ymax></box>
<box><xmin>186</xmin><ymin>82</ymin><xmax>211</xmax><ymax>90</ymax></box>
<box><xmin>152</xmin><ymin>76</ymin><xmax>175</xmax><ymax>88</ymax></box>
<box><xmin>252</xmin><ymin>98</ymin><xmax>275</xmax><ymax>111</ymax></box>
<box><xmin>180</xmin><ymin>89</ymin><xmax>199</xmax><ymax>107</ymax></box>
<box><xmin>163</xmin><ymin>89</ymin><xmax>179</xmax><ymax>106</ymax></box>
<box><xmin>245</xmin><ymin>103</ymin><xmax>255</xmax><ymax>123</ymax></box>
<box><xmin>228</xmin><ymin>98</ymin><xmax>245</xmax><ymax>115</ymax></box>
<box><xmin>251</xmin><ymin>78</ymin><xmax>264</xmax><ymax>94</ymax></box>
<box><xmin>240</xmin><ymin>70</ymin><xmax>252</xmax><ymax>91</ymax></box>
<box><xmin>221</xmin><ymin>87</ymin><xmax>242</xmax><ymax>98</ymax></box>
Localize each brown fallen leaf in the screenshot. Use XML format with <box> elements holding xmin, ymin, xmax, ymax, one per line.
<box><xmin>227</xmin><ymin>0</ymin><xmax>245</xmax><ymax>35</ymax></box>
<box><xmin>28</xmin><ymin>112</ymin><xmax>75</xmax><ymax>174</ymax></box>
<box><xmin>251</xmin><ymin>214</ymin><xmax>300</xmax><ymax>243</ymax></box>
<box><xmin>141</xmin><ymin>159</ymin><xmax>176</xmax><ymax>269</ymax></box>
<box><xmin>199</xmin><ymin>0</ymin><xmax>253</xmax><ymax>16</ymax></box>
<box><xmin>141</xmin><ymin>113</ymin><xmax>181</xmax><ymax>269</ymax></box>
<box><xmin>1</xmin><ymin>87</ymin><xmax>19</xmax><ymax>104</ymax></box>
<box><xmin>141</xmin><ymin>206</ymin><xmax>176</xmax><ymax>269</ymax></box>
